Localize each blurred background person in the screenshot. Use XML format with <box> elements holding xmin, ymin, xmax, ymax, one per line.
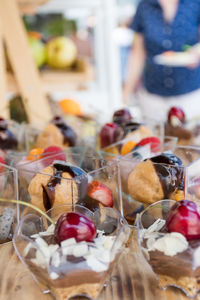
<box><xmin>123</xmin><ymin>0</ymin><xmax>200</xmax><ymax>121</ymax></box>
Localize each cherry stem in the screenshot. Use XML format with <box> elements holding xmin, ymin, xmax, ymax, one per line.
<box><xmin>0</xmin><ymin>198</ymin><xmax>55</xmax><ymax>225</ymax></box>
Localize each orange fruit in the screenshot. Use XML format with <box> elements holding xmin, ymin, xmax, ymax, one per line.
<box><xmin>59</xmin><ymin>99</ymin><xmax>82</xmax><ymax>116</ymax></box>
<box><xmin>28</xmin><ymin>31</ymin><xmax>43</xmax><ymax>40</ymax></box>
<box><xmin>174</xmin><ymin>190</ymin><xmax>185</xmax><ymax>201</ymax></box>
<box><xmin>27</xmin><ymin>148</ymin><xmax>44</xmax><ymax>161</ymax></box>
<box><xmin>121</xmin><ymin>141</ymin><xmax>136</xmax><ymax>156</ymax></box>
<box><xmin>105</xmin><ymin>146</ymin><xmax>119</xmax><ymax>156</ymax></box>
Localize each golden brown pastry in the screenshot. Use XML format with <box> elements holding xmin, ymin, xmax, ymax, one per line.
<box><xmin>34</xmin><ymin>116</ymin><xmax>77</xmax><ymax>149</ymax></box>
<box><xmin>28</xmin><ymin>162</ymin><xmax>88</xmax><ymax>211</ymax></box>
<box><xmin>128</xmin><ymin>153</ymin><xmax>184</xmax><ymax>205</ymax></box>
<box><xmin>34</xmin><ymin>124</ymin><xmax>64</xmax><ymax>149</ymax></box>
<box><xmin>128</xmin><ymin>161</ymin><xmax>164</xmax><ymax>204</ymax></box>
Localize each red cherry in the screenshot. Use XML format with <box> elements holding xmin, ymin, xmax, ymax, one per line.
<box><xmin>166</xmin><ymin>200</ymin><xmax>200</xmax><ymax>240</ymax></box>
<box><xmin>113</xmin><ymin>108</ymin><xmax>132</xmax><ymax>125</ymax></box>
<box><xmin>43</xmin><ymin>146</ymin><xmax>66</xmax><ymax>161</ymax></box>
<box><xmin>168</xmin><ymin>107</ymin><xmax>185</xmax><ymax>124</ymax></box>
<box><xmin>55</xmin><ymin>212</ymin><xmax>96</xmax><ymax>244</ymax></box>
<box><xmin>100</xmin><ymin>123</ymin><xmax>124</xmax><ymax>148</ymax></box>
<box><xmin>136</xmin><ymin>137</ymin><xmax>161</xmax><ymax>152</ymax></box>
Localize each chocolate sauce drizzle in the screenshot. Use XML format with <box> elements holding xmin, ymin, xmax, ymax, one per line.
<box><xmin>123</xmin><ymin>122</ymin><xmax>141</xmax><ymax>136</ymax></box>
<box><xmin>42</xmin><ymin>163</ymin><xmax>88</xmax><ymax>211</ymax></box>
<box><xmin>150</xmin><ymin>153</ymin><xmax>184</xmax><ymax>197</ymax></box>
<box><xmin>52</xmin><ymin>116</ymin><xmax>77</xmax><ymax>146</ymax></box>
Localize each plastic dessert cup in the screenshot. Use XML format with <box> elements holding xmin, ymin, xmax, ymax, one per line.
<box><xmin>116</xmin><ymin>146</ymin><xmax>200</xmax><ymax>224</ymax></box>
<box><xmin>120</xmin><ymin>155</ymin><xmax>185</xmax><ymax>224</ymax></box>
<box><xmin>63</xmin><ymin>114</ymin><xmax>99</xmax><ymax>149</ymax></box>
<box><xmin>176</xmin><ymin>146</ymin><xmax>200</xmax><ymax>205</ymax></box>
<box><xmin>25</xmin><ymin>116</ymin><xmax>99</xmax><ymax>152</ymax></box>
<box><xmin>18</xmin><ymin>153</ymin><xmax>122</xmax><ymax>216</ymax></box>
<box><xmin>13</xmin><ymin>204</ymin><xmax>130</xmax><ymax>300</ymax></box>
<box><xmin>0</xmin><ymin>163</ymin><xmax>19</xmax><ymax>244</ymax></box>
<box><xmin>136</xmin><ymin>199</ymin><xmax>200</xmax><ymax>298</ymax></box>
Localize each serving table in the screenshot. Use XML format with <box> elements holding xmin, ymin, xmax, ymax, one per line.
<box><xmin>0</xmin><ymin>229</ymin><xmax>197</xmax><ymax>300</ymax></box>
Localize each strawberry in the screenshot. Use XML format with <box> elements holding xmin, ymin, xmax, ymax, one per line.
<box><xmin>43</xmin><ymin>146</ymin><xmax>66</xmax><ymax>161</ymax></box>
<box><xmin>136</xmin><ymin>137</ymin><xmax>161</xmax><ymax>152</ymax></box>
<box><xmin>87</xmin><ymin>180</ymin><xmax>113</xmax><ymax>207</ymax></box>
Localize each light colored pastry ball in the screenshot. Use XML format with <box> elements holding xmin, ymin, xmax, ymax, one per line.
<box><xmin>34</xmin><ymin>124</ymin><xmax>64</xmax><ymax>149</ymax></box>
<box><xmin>127</xmin><ymin>160</ymin><xmax>164</xmax><ymax>204</ymax></box>
<box><xmin>28</xmin><ymin>166</ymin><xmax>78</xmax><ymax>211</ymax></box>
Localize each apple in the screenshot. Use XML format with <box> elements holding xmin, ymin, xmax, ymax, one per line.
<box><xmin>28</xmin><ymin>36</ymin><xmax>46</xmax><ymax>68</ymax></box>
<box><xmin>46</xmin><ymin>37</ymin><xmax>77</xmax><ymax>69</ymax></box>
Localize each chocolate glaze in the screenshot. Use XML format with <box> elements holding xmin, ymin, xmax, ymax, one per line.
<box><xmin>123</xmin><ymin>122</ymin><xmax>140</xmax><ymax>136</ymax></box>
<box><xmin>52</xmin><ymin>116</ymin><xmax>77</xmax><ymax>146</ymax></box>
<box><xmin>0</xmin><ymin>129</ymin><xmax>18</xmax><ymax>150</ymax></box>
<box><xmin>42</xmin><ymin>163</ymin><xmax>88</xmax><ymax>211</ymax></box>
<box><xmin>150</xmin><ymin>153</ymin><xmax>184</xmax><ymax>197</ymax></box>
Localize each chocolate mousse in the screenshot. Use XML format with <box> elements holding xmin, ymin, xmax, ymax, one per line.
<box><xmin>141</xmin><ymin>222</ymin><xmax>200</xmax><ymax>297</ymax></box>
<box><xmin>165</xmin><ymin>106</ymin><xmax>200</xmax><ymax>145</ymax></box>
<box><xmin>139</xmin><ymin>200</ymin><xmax>200</xmax><ymax>297</ymax></box>
<box><xmin>23</xmin><ymin>224</ymin><xmax>121</xmax><ymax>299</ymax></box>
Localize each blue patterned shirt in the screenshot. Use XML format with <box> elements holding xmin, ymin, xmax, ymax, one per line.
<box><xmin>131</xmin><ymin>0</ymin><xmax>200</xmax><ymax>96</ymax></box>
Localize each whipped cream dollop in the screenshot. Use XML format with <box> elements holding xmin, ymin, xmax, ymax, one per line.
<box><xmin>141</xmin><ymin>219</ymin><xmax>189</xmax><ymax>257</ymax></box>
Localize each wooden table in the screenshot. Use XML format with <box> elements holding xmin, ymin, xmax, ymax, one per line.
<box><xmin>0</xmin><ymin>229</ymin><xmax>199</xmax><ymax>300</ymax></box>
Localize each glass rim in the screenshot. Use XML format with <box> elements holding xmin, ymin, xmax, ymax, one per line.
<box><xmin>13</xmin><ymin>204</ymin><xmax>128</xmax><ymax>260</ymax></box>
<box><xmin>136</xmin><ymin>199</ymin><xmax>176</xmax><ymax>230</ymax></box>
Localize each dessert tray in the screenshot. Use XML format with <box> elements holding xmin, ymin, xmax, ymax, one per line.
<box><xmin>154</xmin><ymin>51</ymin><xmax>198</xmax><ymax>67</ymax></box>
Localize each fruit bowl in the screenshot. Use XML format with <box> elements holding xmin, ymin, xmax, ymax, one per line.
<box><xmin>13</xmin><ymin>204</ymin><xmax>130</xmax><ymax>299</ymax></box>
<box><xmin>136</xmin><ymin>199</ymin><xmax>200</xmax><ymax>298</ymax></box>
